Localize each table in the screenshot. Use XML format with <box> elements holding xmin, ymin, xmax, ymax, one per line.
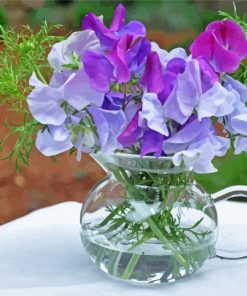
<box><xmin>0</xmin><ymin>201</ymin><xmax>247</xmax><ymax>296</ymax></box>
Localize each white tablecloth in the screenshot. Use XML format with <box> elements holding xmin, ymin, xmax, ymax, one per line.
<box><xmin>0</xmin><ymin>201</ymin><xmax>247</xmax><ymax>296</ymax></box>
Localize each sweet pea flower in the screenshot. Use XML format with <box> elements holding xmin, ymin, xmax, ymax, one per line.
<box><xmin>190</xmin><ymin>20</ymin><xmax>247</xmax><ymax>73</ymax></box>
<box><xmin>222</xmin><ymin>77</ymin><xmax>247</xmax><ymax>154</ymax></box>
<box><xmin>234</xmin><ymin>136</ymin><xmax>247</xmax><ymax>154</ymax></box>
<box><xmin>82</xmin><ymin>4</ymin><xmax>146</xmax><ymax>50</ymax></box>
<box><xmin>140</xmin><ymin>51</ymin><xmax>164</xmax><ymax>94</ymax></box>
<box><xmin>118</xmin><ymin>111</ymin><xmax>143</xmax><ymax>147</ymax></box>
<box><xmin>151</xmin><ymin>42</ymin><xmax>187</xmax><ymax>70</ymax></box>
<box><xmin>140</xmin><ymin>130</ymin><xmax>165</xmax><ymax>157</ymax></box>
<box><xmin>172</xmin><ymin>142</ymin><xmax>217</xmax><ymax>174</ymax></box>
<box><xmin>81</xmin><ymin>4</ymin><xmax>151</xmax><ymax>92</ymax></box>
<box><xmin>88</xmin><ymin>107</ymin><xmax>126</xmax><ymax>153</ymax></box>
<box><xmin>82</xmin><ymin>35</ymin><xmax>151</xmax><ymax>92</ymax></box>
<box><xmin>139</xmin><ymin>93</ymin><xmax>168</xmax><ymax>136</ymax></box>
<box><xmin>163</xmin><ymin>59</ymin><xmax>237</xmax><ymax>124</ymax></box>
<box><xmin>48</xmin><ymin>30</ymin><xmax>100</xmax><ymax>72</ymax></box>
<box><xmin>163</xmin><ymin>117</ymin><xmax>230</xmax><ymax>173</ymax></box>
<box><xmin>225</xmin><ymin>75</ymin><xmax>247</xmax><ymax>103</ymax></box>
<box><xmin>27</xmin><ymin>69</ymin><xmax>104</xmax><ymax>126</ymax></box>
<box><xmin>36</xmin><ymin>125</ymin><xmax>73</xmax><ymax>156</ymax></box>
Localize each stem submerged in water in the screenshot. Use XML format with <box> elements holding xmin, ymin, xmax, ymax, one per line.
<box><xmin>146</xmin><ymin>217</ymin><xmax>189</xmax><ymax>270</ymax></box>
<box><xmin>121</xmin><ymin>253</ymin><xmax>140</xmax><ymax>280</ymax></box>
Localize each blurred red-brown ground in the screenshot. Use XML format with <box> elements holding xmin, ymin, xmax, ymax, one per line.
<box><xmin>0</xmin><ymin>104</ymin><xmax>105</xmax><ymax>224</ymax></box>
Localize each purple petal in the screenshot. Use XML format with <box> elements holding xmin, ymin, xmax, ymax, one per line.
<box><xmin>63</xmin><ymin>68</ymin><xmax>105</xmax><ymax>110</ymax></box>
<box><xmin>140</xmin><ymin>51</ymin><xmax>164</xmax><ymax>93</ymax></box>
<box><xmin>48</xmin><ymin>30</ymin><xmax>100</xmax><ymax>71</ymax></box>
<box><xmin>140</xmin><ymin>93</ymin><xmax>168</xmax><ymax>135</ymax></box>
<box><xmin>36</xmin><ymin>128</ymin><xmax>73</xmax><ymax>156</ymax></box>
<box><xmin>27</xmin><ymin>73</ymin><xmax>66</xmax><ymax>126</ymax></box>
<box><xmin>83</xmin><ymin>50</ymin><xmax>114</xmax><ymax>92</ymax></box>
<box><xmin>173</xmin><ymin>142</ymin><xmax>217</xmax><ymax>174</ymax></box>
<box><xmin>225</xmin><ymin>75</ymin><xmax>247</xmax><ymax>103</ymax></box>
<box><xmin>212</xmin><ymin>38</ymin><xmax>240</xmax><ymax>73</ymax></box>
<box><xmin>234</xmin><ymin>136</ymin><xmax>247</xmax><ymax>154</ymax></box>
<box><xmin>197</xmin><ymin>81</ymin><xmax>237</xmax><ymax>120</ymax></box>
<box><xmin>197</xmin><ymin>58</ymin><xmax>218</xmax><ymax>92</ymax></box>
<box><xmin>163</xmin><ymin>118</ymin><xmax>210</xmax><ymax>154</ymax></box>
<box><xmin>118</xmin><ymin>112</ymin><xmax>142</xmax><ymax>147</ymax></box>
<box><xmin>109</xmin><ymin>4</ymin><xmax>126</xmax><ymax>32</ymax></box>
<box><xmin>189</xmin><ymin>31</ymin><xmax>214</xmax><ymax>63</ymax></box>
<box><xmin>82</xmin><ymin>13</ymin><xmax>118</xmax><ymax>50</ymax></box>
<box><xmin>49</xmin><ymin>124</ymin><xmax>70</xmax><ymax>141</ymax></box>
<box><xmin>119</xmin><ymin>21</ymin><xmax>146</xmax><ymax>38</ymax></box>
<box><xmin>88</xmin><ymin>107</ymin><xmax>126</xmax><ymax>152</ymax></box>
<box><xmin>107</xmin><ymin>35</ymin><xmax>131</xmax><ymax>82</ymax></box>
<box><xmin>206</xmin><ymin>20</ymin><xmax>247</xmax><ymax>59</ymax></box>
<box><xmin>164</xmin><ymin>60</ymin><xmax>201</xmax><ymax>124</ymax></box>
<box><xmin>128</xmin><ymin>38</ymin><xmax>151</xmax><ymax>72</ymax></box>
<box><xmin>141</xmin><ymin>130</ymin><xmax>164</xmax><ymax>157</ymax></box>
<box><xmin>231</xmin><ymin>113</ymin><xmax>247</xmax><ymax>136</ymax></box>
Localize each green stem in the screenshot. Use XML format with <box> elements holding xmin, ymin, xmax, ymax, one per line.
<box><xmin>112</xmin><ymin>252</ymin><xmax>123</xmax><ymax>276</ymax></box>
<box><xmin>121</xmin><ymin>253</ymin><xmax>140</xmax><ymax>280</ymax></box>
<box><xmin>146</xmin><ymin>217</ymin><xmax>189</xmax><ymax>270</ymax></box>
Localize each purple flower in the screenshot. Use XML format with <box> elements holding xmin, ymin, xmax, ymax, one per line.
<box><xmin>197</xmin><ymin>58</ymin><xmax>218</xmax><ymax>92</ymax></box>
<box><xmin>163</xmin><ymin>60</ymin><xmax>202</xmax><ymax>124</ymax></box>
<box><xmin>48</xmin><ymin>30</ymin><xmax>100</xmax><ymax>72</ymax></box>
<box><xmin>234</xmin><ymin>136</ymin><xmax>247</xmax><ymax>154</ymax></box>
<box><xmin>172</xmin><ymin>142</ymin><xmax>217</xmax><ymax>173</ymax></box>
<box><xmin>82</xmin><ymin>35</ymin><xmax>151</xmax><ymax>92</ymax></box>
<box><xmin>141</xmin><ymin>130</ymin><xmax>164</xmax><ymax>157</ymax></box>
<box><xmin>140</xmin><ymin>51</ymin><xmax>164</xmax><ymax>94</ymax></box>
<box><xmin>27</xmin><ymin>69</ymin><xmax>104</xmax><ymax>125</ymax></box>
<box><xmin>163</xmin><ymin>118</ymin><xmax>211</xmax><ymax>154</ymax></box>
<box><xmin>81</xmin><ymin>4</ymin><xmax>150</xmax><ymax>92</ymax></box>
<box><xmin>158</xmin><ymin>57</ymin><xmax>186</xmax><ymax>104</ymax></box>
<box><xmin>82</xmin><ymin>51</ymin><xmax>114</xmax><ymax>92</ymax></box>
<box><xmin>151</xmin><ymin>43</ymin><xmax>187</xmax><ymax>69</ymax></box>
<box><xmin>163</xmin><ymin>117</ymin><xmax>229</xmax><ymax>173</ymax></box>
<box><xmin>118</xmin><ymin>111</ymin><xmax>142</xmax><ymax>147</ymax></box>
<box><xmin>225</xmin><ymin>75</ymin><xmax>247</xmax><ymax>103</ymax></box>
<box><xmin>190</xmin><ymin>20</ymin><xmax>247</xmax><ymax>73</ymax></box>
<box><xmin>36</xmin><ymin>126</ymin><xmax>73</xmax><ymax>156</ymax></box>
<box><xmin>139</xmin><ymin>92</ymin><xmax>168</xmax><ymax>136</ymax></box>
<box><xmin>163</xmin><ymin>59</ymin><xmax>237</xmax><ymax>124</ymax></box>
<box><xmin>82</xmin><ymin>4</ymin><xmax>145</xmax><ymax>51</ymax></box>
<box><xmin>27</xmin><ymin>73</ymin><xmax>67</xmax><ymax>125</ymax></box>
<box><xmin>88</xmin><ymin>107</ymin><xmax>126</xmax><ymax>152</ymax></box>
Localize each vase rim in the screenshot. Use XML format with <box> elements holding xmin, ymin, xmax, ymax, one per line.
<box><xmin>91</xmin><ymin>151</ymin><xmax>174</xmax><ymax>161</ymax></box>
<box><xmin>90</xmin><ymin>151</ymin><xmax>191</xmax><ymax>174</ymax></box>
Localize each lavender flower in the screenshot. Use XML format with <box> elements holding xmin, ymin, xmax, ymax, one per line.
<box><xmin>88</xmin><ymin>107</ymin><xmax>126</xmax><ymax>152</ymax></box>
<box><xmin>48</xmin><ymin>30</ymin><xmax>100</xmax><ymax>72</ymax></box>
<box><xmin>36</xmin><ymin>126</ymin><xmax>73</xmax><ymax>156</ymax></box>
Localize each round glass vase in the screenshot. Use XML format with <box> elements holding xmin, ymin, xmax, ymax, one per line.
<box><xmin>80</xmin><ymin>153</ymin><xmax>247</xmax><ymax>285</ymax></box>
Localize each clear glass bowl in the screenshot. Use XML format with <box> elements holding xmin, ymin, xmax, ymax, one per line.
<box><xmin>80</xmin><ymin>153</ymin><xmax>247</xmax><ymax>284</ymax></box>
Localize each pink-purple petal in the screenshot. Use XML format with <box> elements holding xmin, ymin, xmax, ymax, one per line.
<box><xmin>109</xmin><ymin>4</ymin><xmax>126</xmax><ymax>32</ymax></box>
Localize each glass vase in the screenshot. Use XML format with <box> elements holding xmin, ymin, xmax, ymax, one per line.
<box><xmin>80</xmin><ymin>153</ymin><xmax>247</xmax><ymax>284</ymax></box>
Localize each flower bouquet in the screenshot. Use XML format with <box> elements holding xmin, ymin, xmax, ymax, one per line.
<box><xmin>1</xmin><ymin>3</ymin><xmax>247</xmax><ymax>285</ymax></box>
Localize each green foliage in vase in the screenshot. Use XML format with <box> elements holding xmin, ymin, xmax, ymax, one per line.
<box><xmin>91</xmin><ymin>166</ymin><xmax>212</xmax><ymax>279</ymax></box>
<box><xmin>0</xmin><ymin>22</ymin><xmax>63</xmax><ymax>171</ymax></box>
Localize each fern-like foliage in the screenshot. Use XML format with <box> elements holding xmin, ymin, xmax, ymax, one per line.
<box><xmin>0</xmin><ymin>21</ymin><xmax>64</xmax><ymax>171</ymax></box>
